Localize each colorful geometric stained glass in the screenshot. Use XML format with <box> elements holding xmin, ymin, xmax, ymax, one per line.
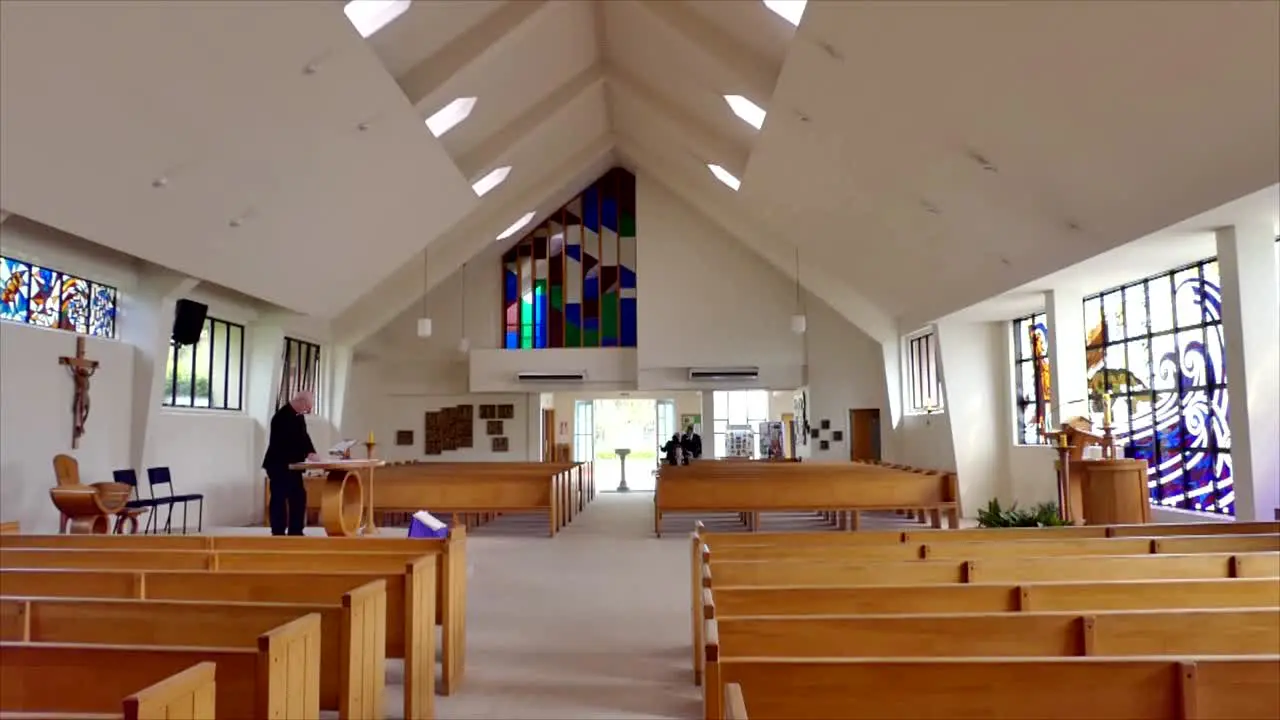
<box><xmin>0</xmin><ymin>254</ymin><xmax>117</xmax><ymax>338</ymax></box>
<box><xmin>1082</xmin><ymin>258</ymin><xmax>1232</xmax><ymax>515</ymax></box>
<box><xmin>1012</xmin><ymin>313</ymin><xmax>1052</xmax><ymax>445</ymax></box>
<box><xmin>501</xmin><ymin>168</ymin><xmax>637</xmax><ymax>349</ymax></box>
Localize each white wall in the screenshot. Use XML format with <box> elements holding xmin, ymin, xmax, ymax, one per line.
<box><xmin>936</xmin><ymin>319</ymin><xmax>1008</xmax><ymax>515</ymax></box>
<box><xmin>0</xmin><ymin>324</ymin><xmax>134</xmax><ymax>531</ymax></box>
<box><xmin>635</xmin><ymin>176</ymin><xmax>804</xmax><ymax>391</ymax></box>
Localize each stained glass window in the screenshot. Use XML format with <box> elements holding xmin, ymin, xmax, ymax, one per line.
<box><xmin>1082</xmin><ymin>258</ymin><xmax>1232</xmax><ymax>515</ymax></box>
<box><xmin>501</xmin><ymin>168</ymin><xmax>637</xmax><ymax>349</ymax></box>
<box><xmin>1012</xmin><ymin>313</ymin><xmax>1052</xmax><ymax>445</ymax></box>
<box><xmin>0</xmin><ymin>254</ymin><xmax>117</xmax><ymax>338</ymax></box>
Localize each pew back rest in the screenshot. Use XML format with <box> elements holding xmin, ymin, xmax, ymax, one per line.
<box><xmin>718</xmin><ymin>656</ymin><xmax>1280</xmax><ymax>720</ymax></box>
<box><xmin>708</xmin><ymin>609</ymin><xmax>1280</xmax><ymax>658</ymax></box>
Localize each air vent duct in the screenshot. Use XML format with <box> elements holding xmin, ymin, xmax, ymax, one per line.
<box><xmin>688</xmin><ymin>367</ymin><xmax>760</xmax><ymax>381</ymax></box>
<box><xmin>516</xmin><ymin>371</ymin><xmax>586</xmax><ymax>382</ymax></box>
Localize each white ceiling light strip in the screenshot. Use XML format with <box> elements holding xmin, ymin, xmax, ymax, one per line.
<box><xmin>763</xmin><ymin>0</ymin><xmax>807</xmax><ymax>27</ymax></box>
<box><xmin>425</xmin><ymin>97</ymin><xmax>477</xmax><ymax>138</ymax></box>
<box><xmin>471</xmin><ymin>166</ymin><xmax>511</xmax><ymax>197</ymax></box>
<box><xmin>724</xmin><ymin>95</ymin><xmax>767</xmax><ymax>130</ymax></box>
<box><xmin>496</xmin><ymin>212</ymin><xmax>536</xmax><ymax>241</ymax></box>
<box><xmin>707</xmin><ymin>164</ymin><xmax>742</xmax><ymax>191</ymax></box>
<box><xmin>343</xmin><ymin>0</ymin><xmax>411</xmax><ymax>38</ymax></box>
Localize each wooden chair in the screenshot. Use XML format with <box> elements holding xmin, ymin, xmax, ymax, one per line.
<box><xmin>50</xmin><ymin>454</ymin><xmax>135</xmax><ymax>535</ymax></box>
<box><xmin>146</xmin><ymin>466</ymin><xmax>203</xmax><ymax>534</ymax></box>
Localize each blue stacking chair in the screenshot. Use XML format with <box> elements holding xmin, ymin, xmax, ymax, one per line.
<box><xmin>146</xmin><ymin>466</ymin><xmax>204</xmax><ymax>534</ymax></box>
<box><xmin>111</xmin><ymin>469</ymin><xmax>166</xmax><ymax>534</ymax></box>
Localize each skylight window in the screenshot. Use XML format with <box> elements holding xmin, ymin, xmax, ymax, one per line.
<box><xmin>724</xmin><ymin>95</ymin><xmax>767</xmax><ymax>130</ymax></box>
<box><xmin>425</xmin><ymin>97</ymin><xmax>477</xmax><ymax>138</ymax></box>
<box><xmin>343</xmin><ymin>0</ymin><xmax>411</xmax><ymax>39</ymax></box>
<box><xmin>708</xmin><ymin>164</ymin><xmax>741</xmax><ymax>191</ymax></box>
<box><xmin>471</xmin><ymin>166</ymin><xmax>511</xmax><ymax>197</ymax></box>
<box><xmin>496</xmin><ymin>212</ymin><xmax>536</xmax><ymax>241</ymax></box>
<box><xmin>763</xmin><ymin>0</ymin><xmax>807</xmax><ymax>27</ymax></box>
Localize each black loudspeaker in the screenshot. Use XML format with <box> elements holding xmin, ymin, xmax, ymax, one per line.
<box><xmin>172</xmin><ymin>298</ymin><xmax>209</xmax><ymax>346</ymax></box>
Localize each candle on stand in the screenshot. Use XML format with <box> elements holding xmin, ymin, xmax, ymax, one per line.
<box><xmin>1057</xmin><ymin>430</ymin><xmax>1068</xmax><ymax>449</ymax></box>
<box><xmin>1102</xmin><ymin>392</ymin><xmax>1112</xmax><ymax>427</ymax></box>
<box><xmin>367</xmin><ymin>431</ymin><xmax>375</xmax><ymax>445</ymax></box>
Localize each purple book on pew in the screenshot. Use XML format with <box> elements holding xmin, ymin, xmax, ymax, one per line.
<box><xmin>408</xmin><ymin>510</ymin><xmax>449</xmax><ymax>539</ymax></box>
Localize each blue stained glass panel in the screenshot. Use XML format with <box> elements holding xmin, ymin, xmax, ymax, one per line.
<box><xmin>0</xmin><ymin>257</ymin><xmax>30</xmax><ymax>321</ymax></box>
<box><xmin>89</xmin><ymin>284</ymin><xmax>116</xmax><ymax>337</ymax></box>
<box><xmin>60</xmin><ymin>276</ymin><xmax>89</xmax><ymax>333</ymax></box>
<box><xmin>28</xmin><ymin>266</ymin><xmax>61</xmax><ymax>327</ymax></box>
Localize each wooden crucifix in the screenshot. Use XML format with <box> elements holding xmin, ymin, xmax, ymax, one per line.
<box><xmin>60</xmin><ymin>336</ymin><xmax>99</xmax><ymax>449</ymax></box>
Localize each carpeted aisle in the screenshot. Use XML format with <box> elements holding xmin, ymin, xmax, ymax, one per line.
<box><xmin>428</xmin><ymin>491</ymin><xmax>701</xmax><ymax>720</ymax></box>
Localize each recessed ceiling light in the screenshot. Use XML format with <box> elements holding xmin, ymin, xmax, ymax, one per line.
<box><xmin>471</xmin><ymin>166</ymin><xmax>511</xmax><ymax>197</ymax></box>
<box><xmin>425</xmin><ymin>97</ymin><xmax>477</xmax><ymax>138</ymax></box>
<box><xmin>763</xmin><ymin>0</ymin><xmax>807</xmax><ymax>26</ymax></box>
<box><xmin>707</xmin><ymin>164</ymin><xmax>741</xmax><ymax>191</ymax></box>
<box><xmin>724</xmin><ymin>95</ymin><xmax>766</xmax><ymax>130</ymax></box>
<box><xmin>496</xmin><ymin>211</ymin><xmax>536</xmax><ymax>241</ymax></box>
<box><xmin>343</xmin><ymin>0</ymin><xmax>411</xmax><ymax>39</ymax></box>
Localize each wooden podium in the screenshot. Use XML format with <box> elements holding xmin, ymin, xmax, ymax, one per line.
<box><xmin>289</xmin><ymin>459</ymin><xmax>384</xmax><ymax>536</ymax></box>
<box><xmin>1049</xmin><ymin>419</ymin><xmax>1151</xmax><ymax>525</ymax></box>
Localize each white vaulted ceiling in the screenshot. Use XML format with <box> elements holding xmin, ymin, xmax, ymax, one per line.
<box><xmin>2</xmin><ymin>0</ymin><xmax>1277</xmax><ymax>341</ymax></box>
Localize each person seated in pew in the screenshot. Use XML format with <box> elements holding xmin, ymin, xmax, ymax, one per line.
<box><xmin>263</xmin><ymin>390</ymin><xmax>320</xmax><ymax>536</ymax></box>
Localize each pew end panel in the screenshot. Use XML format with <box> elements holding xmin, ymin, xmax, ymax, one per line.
<box><xmin>256</xmin><ymin>612</ymin><xmax>323</xmax><ymax>720</ymax></box>
<box><xmin>404</xmin><ymin>554</ymin><xmax>438</xmax><ymax>719</ymax></box>
<box><xmin>122</xmin><ymin>661</ymin><xmax>217</xmax><ymax>720</ymax></box>
<box><xmin>341</xmin><ymin>579</ymin><xmax>388</xmax><ymax>720</ymax></box>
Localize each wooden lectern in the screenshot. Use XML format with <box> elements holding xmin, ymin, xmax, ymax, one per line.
<box><xmin>1049</xmin><ymin>417</ymin><xmax>1150</xmax><ymax>525</ymax></box>
<box><xmin>288</xmin><ymin>459</ymin><xmax>384</xmax><ymax>536</ymax></box>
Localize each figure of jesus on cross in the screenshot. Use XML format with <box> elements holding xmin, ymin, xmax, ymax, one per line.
<box><xmin>60</xmin><ymin>336</ymin><xmax>99</xmax><ymax>449</ymax></box>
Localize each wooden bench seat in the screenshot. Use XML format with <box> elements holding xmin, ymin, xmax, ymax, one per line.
<box><xmin>656</xmin><ymin>467</ymin><xmax>961</xmax><ymax>536</ymax></box>
<box><xmin>0</xmin><ymin>613</ymin><xmax>320</xmax><ymax>719</ymax></box>
<box><xmin>702</xmin><ymin>609</ymin><xmax>1280</xmax><ymax>719</ymax></box>
<box><xmin>0</xmin><ymin>583</ymin><xmax>385</xmax><ymax>720</ymax></box>
<box><xmin>716</xmin><ymin>656</ymin><xmax>1280</xmax><ymax>720</ymax></box>
<box><xmin>0</xmin><ymin>537</ymin><xmax>466</xmax><ymax>699</ymax></box>
<box><xmin>0</xmin><ymin>556</ymin><xmax>440</xmax><ymax>718</ymax></box>
<box><xmin>0</xmin><ymin>661</ymin><xmax>215</xmax><ymax>720</ymax></box>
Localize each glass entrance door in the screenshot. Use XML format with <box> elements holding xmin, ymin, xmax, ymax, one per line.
<box><xmin>573</xmin><ymin>400</ymin><xmax>593</xmax><ymax>462</ymax></box>
<box><xmin>656</xmin><ymin>399</ymin><xmax>676</xmax><ymax>466</ymax></box>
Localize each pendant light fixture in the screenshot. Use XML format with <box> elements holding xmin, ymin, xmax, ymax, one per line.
<box><xmin>416</xmin><ymin>248</ymin><xmax>432</xmax><ymax>338</ymax></box>
<box><xmin>457</xmin><ymin>262</ymin><xmax>471</xmax><ymax>354</ymax></box>
<box><xmin>790</xmin><ymin>246</ymin><xmax>807</xmax><ymax>334</ymax></box>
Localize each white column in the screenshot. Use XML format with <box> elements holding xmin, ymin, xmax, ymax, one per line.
<box><xmin>118</xmin><ymin>270</ymin><xmax>198</xmax><ymax>469</ymax></box>
<box><xmin>1045</xmin><ymin>289</ymin><xmax>1089</xmax><ymax>425</ymax></box>
<box><xmin>1216</xmin><ymin>223</ymin><xmax>1279</xmax><ymax>521</ymax></box>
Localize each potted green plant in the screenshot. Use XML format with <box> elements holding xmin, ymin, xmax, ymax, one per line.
<box><xmin>976</xmin><ymin>498</ymin><xmax>1067</xmax><ymax>528</ymax></box>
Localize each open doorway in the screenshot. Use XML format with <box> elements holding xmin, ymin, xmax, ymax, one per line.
<box><xmin>590</xmin><ymin>398</ymin><xmax>665</xmax><ymax>492</ymax></box>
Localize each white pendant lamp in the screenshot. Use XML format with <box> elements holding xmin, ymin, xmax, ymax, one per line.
<box><xmin>790</xmin><ymin>247</ymin><xmax>806</xmax><ymax>334</ymax></box>
<box><xmin>416</xmin><ymin>249</ymin><xmax>432</xmax><ymax>338</ymax></box>
<box><xmin>458</xmin><ymin>262</ymin><xmax>471</xmax><ymax>354</ymax></box>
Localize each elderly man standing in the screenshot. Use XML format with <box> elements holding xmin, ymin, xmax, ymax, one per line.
<box><xmin>263</xmin><ymin>390</ymin><xmax>320</xmax><ymax>535</ymax></box>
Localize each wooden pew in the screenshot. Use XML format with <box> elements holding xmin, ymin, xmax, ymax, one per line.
<box><xmin>705</xmin><ymin>578</ymin><xmax>1280</xmax><ymax>617</ymax></box>
<box><xmin>716</xmin><ymin>656</ymin><xmax>1280</xmax><ymax>720</ymax></box>
<box><xmin>0</xmin><ymin>614</ymin><xmax>320</xmax><ymax>719</ymax></box>
<box><xmin>656</xmin><ymin>466</ymin><xmax>961</xmax><ymax>537</ymax></box>
<box><xmin>0</xmin><ymin>522</ymin><xmax>19</xmax><ymax>536</ymax></box>
<box><xmin>724</xmin><ymin>683</ymin><xmax>748</xmax><ymax>720</ymax></box>
<box><xmin>0</xmin><ymin>534</ymin><xmax>467</xmax><ymax>698</ymax></box>
<box><xmin>0</xmin><ymin>558</ymin><xmax>440</xmax><ymax>717</ymax></box>
<box><xmin>0</xmin><ymin>661</ymin><xmax>215</xmax><ymax>720</ymax></box>
<box><xmin>302</xmin><ymin>462</ymin><xmax>589</xmax><ymax>537</ymax></box>
<box><xmin>702</xmin><ymin>609</ymin><xmax>1280</xmax><ymax>719</ymax></box>
<box><xmin>705</xmin><ymin>534</ymin><xmax>1280</xmax><ymax>561</ymax></box>
<box><xmin>0</xmin><ymin>582</ymin><xmax>385</xmax><ymax>720</ymax></box>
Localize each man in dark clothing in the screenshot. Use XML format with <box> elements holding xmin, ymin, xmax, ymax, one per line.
<box><xmin>262</xmin><ymin>390</ymin><xmax>319</xmax><ymax>535</ymax></box>
<box><xmin>681</xmin><ymin>426</ymin><xmax>703</xmax><ymax>461</ymax></box>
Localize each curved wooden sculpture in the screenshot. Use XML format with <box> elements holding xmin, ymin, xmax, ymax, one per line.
<box><xmin>318</xmin><ymin>469</ymin><xmax>365</xmax><ymax>536</ymax></box>
<box><xmin>50</xmin><ymin>454</ymin><xmax>135</xmax><ymax>534</ymax></box>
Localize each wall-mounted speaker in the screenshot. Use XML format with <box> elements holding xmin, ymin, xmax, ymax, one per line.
<box><xmin>172</xmin><ymin>298</ymin><xmax>208</xmax><ymax>346</ymax></box>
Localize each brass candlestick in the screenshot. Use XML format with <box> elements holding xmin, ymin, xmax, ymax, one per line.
<box><xmin>1054</xmin><ymin>424</ymin><xmax>1074</xmax><ymax>524</ymax></box>
<box><xmin>364</xmin><ymin>441</ymin><xmax>377</xmax><ymax>459</ymax></box>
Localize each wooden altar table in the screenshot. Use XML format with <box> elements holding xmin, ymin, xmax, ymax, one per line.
<box><xmin>288</xmin><ymin>459</ymin><xmax>385</xmax><ymax>536</ymax></box>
